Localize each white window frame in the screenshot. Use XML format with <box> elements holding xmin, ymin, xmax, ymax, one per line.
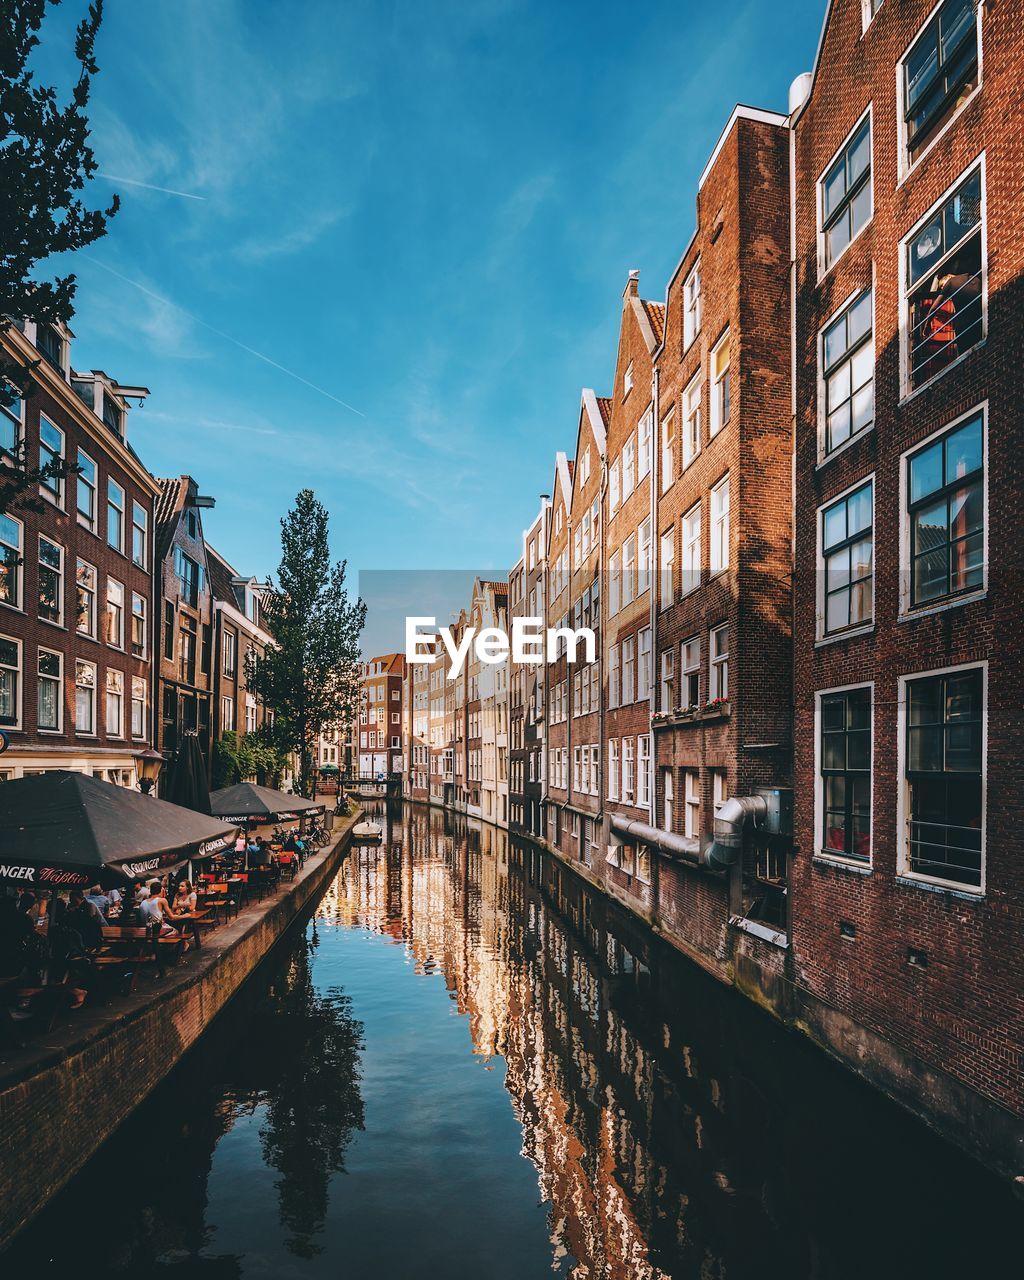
<box><xmin>608</xmin><ymin>740</ymin><xmax>620</xmax><ymax>800</ymax></box>
<box><xmin>710</xmin><ymin>330</ymin><xmax>731</xmax><ymax>437</ymax></box>
<box><xmin>131</xmin><ymin>675</ymin><xmax>147</xmax><ymax>740</ymax></box>
<box><xmin>37</xmin><ymin>534</ymin><xmax>64</xmax><ymax>627</ymax></box>
<box><xmin>637</xmin><ymin>734</ymin><xmax>650</xmax><ymax>808</ymax></box>
<box><xmin>896</xmin><ymin>0</ymin><xmax>983</xmax><ymax>185</ymax></box>
<box><xmin>105</xmin><ymin>668</ymin><xmax>124</xmax><ymax>738</ymax></box>
<box><xmin>37</xmin><ymin>647</ymin><xmax>63</xmax><ymax>734</ymax></box>
<box><xmin>814</xmin><ymin>681</ymin><xmax>874</xmax><ymax>868</ymax></box>
<box><xmin>682</xmin><ymin>503</ymin><xmax>701</xmax><ymax>596</ymax></box>
<box><xmin>106</xmin><ymin>577</ymin><xmax>125</xmax><ymax>650</ymax></box>
<box><xmin>623</xmin><ymin>360</ymin><xmax>634</xmax><ymax>399</ymax></box>
<box><xmin>710</xmin><ymin>623</ymin><xmax>729</xmax><ymax>702</ymax></box>
<box><xmin>74</xmin><ymin>658</ymin><xmax>97</xmax><ymax>736</ymax></box>
<box><xmin>898</xmin><ymin>401</ymin><xmax>987</xmax><ymax>620</ymax></box>
<box><xmin>77</xmin><ymin>448</ymin><xmax>97</xmax><ymax>530</ymax></box>
<box><xmin>0</xmin><ymin>513</ymin><xmax>24</xmax><ymax>612</ymax></box>
<box><xmin>817</xmin><ymin>280</ymin><xmax>876</xmax><ymax>463</ymax></box>
<box><xmin>710</xmin><ymin>475</ymin><xmax>730</xmax><ymax>574</ymax></box>
<box><xmin>76</xmin><ymin>559</ymin><xmax>97</xmax><ymax>638</ymax></box>
<box><xmin>38</xmin><ymin>414</ymin><xmax>65</xmax><ymax>507</ymax></box>
<box><xmin>622</xmin><ymin>435</ymin><xmax>636</xmax><ymax>500</ymax></box>
<box><xmin>0</xmin><ymin>633</ymin><xmax>23</xmax><ymax>730</ymax></box>
<box><xmin>609</xmin><ymin>460</ymin><xmax>621</xmax><ymax>516</ymax></box>
<box><xmin>638</xmin><ymin>627</ymin><xmax>651</xmax><ymax>702</ymax></box>
<box><xmin>861</xmin><ymin>0</ymin><xmax>883</xmax><ymax>35</ymax></box>
<box><xmin>895</xmin><ymin>660</ymin><xmax>986</xmax><ymax>895</ymax></box>
<box><xmin>683</xmin><ymin>261</ymin><xmax>701</xmax><ymax>349</ymax></box>
<box><xmin>609</xmin><ymin>642</ymin><xmax>620</xmax><ymax>708</ymax></box>
<box><xmin>660</xmin><ymin>527</ymin><xmax>675</xmax><ymax>609</ymax></box>
<box><xmin>898</xmin><ymin>155</ymin><xmax>987</xmax><ymax>403</ymax></box>
<box><xmin>684</xmin><ymin>770</ymin><xmax>700</xmax><ymax>838</ymax></box>
<box><xmin>817</xmin><ymin>104</ymin><xmax>873</xmax><ymax>280</ymax></box>
<box><xmin>622</xmin><ymin>736</ymin><xmax>635</xmax><ymax>805</ymax></box>
<box><xmin>660</xmin><ymin>408</ymin><xmax>675</xmax><ymax>493</ymax></box>
<box><xmin>637</xmin><ymin>407</ymin><xmax>653</xmax><ymax>481</ymax></box>
<box><xmin>681</xmin><ymin>635</ymin><xmax>700</xmax><ymax>709</ymax></box>
<box><xmin>816</xmin><ymin>474</ymin><xmax>876</xmax><ymax>643</ymax></box>
<box><xmin>659</xmin><ymin>648</ymin><xmax>674</xmax><ymax>714</ymax></box>
<box><xmin>683</xmin><ymin>373</ymin><xmax>701</xmax><ymax>469</ymax></box>
<box><xmin>107</xmin><ymin>478</ymin><xmax>125</xmax><ymax>553</ymax></box>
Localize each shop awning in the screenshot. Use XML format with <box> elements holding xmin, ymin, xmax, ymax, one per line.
<box><xmin>209</xmin><ymin>782</ymin><xmax>325</xmax><ymax>826</ymax></box>
<box><xmin>0</xmin><ymin>771</ymin><xmax>237</xmax><ymax>888</ymax></box>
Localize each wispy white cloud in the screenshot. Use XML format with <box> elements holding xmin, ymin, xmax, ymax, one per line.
<box><xmin>234</xmin><ymin>206</ymin><xmax>348</xmax><ymax>263</ymax></box>
<box><xmin>98</xmin><ymin>174</ymin><xmax>206</xmax><ymax>201</ymax></box>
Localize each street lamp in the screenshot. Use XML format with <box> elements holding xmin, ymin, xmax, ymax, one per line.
<box><xmin>134</xmin><ymin>746</ymin><xmax>166</xmax><ymax>796</ymax></box>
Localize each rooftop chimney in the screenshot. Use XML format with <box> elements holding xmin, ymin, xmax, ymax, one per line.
<box><xmin>624</xmin><ymin>269</ymin><xmax>640</xmax><ymax>298</ymax></box>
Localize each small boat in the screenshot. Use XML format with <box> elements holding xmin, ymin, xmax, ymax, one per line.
<box><xmin>352</xmin><ymin>820</ymin><xmax>383</xmax><ymax>842</ymax></box>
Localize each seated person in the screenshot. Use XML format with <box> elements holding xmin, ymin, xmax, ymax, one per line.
<box><xmin>138</xmin><ymin>880</ymin><xmax>181</xmax><ymax>935</ymax></box>
<box><xmin>85</xmin><ymin>885</ymin><xmax>110</xmax><ymax>924</ymax></box>
<box><xmin>67</xmin><ymin>889</ymin><xmax>105</xmax><ymax>951</ymax></box>
<box><xmin>173</xmin><ymin>879</ymin><xmax>198</xmax><ymax>914</ymax></box>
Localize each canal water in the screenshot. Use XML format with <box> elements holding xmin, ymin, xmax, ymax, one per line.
<box><xmin>7</xmin><ymin>802</ymin><xmax>1020</xmax><ymax>1278</ymax></box>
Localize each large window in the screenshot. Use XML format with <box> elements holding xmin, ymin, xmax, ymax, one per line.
<box><xmin>822</xmin><ymin>481</ymin><xmax>873</xmax><ymax>635</ymax></box>
<box><xmin>106</xmin><ymin>669</ymin><xmax>124</xmax><ymax>737</ymax></box>
<box><xmin>660</xmin><ymin>410</ymin><xmax>675</xmax><ymax>492</ymax></box>
<box><xmin>107</xmin><ymin>479</ymin><xmax>125</xmax><ymax>552</ymax></box>
<box><xmin>132</xmin><ymin>501</ymin><xmax>148</xmax><ymax>568</ymax></box>
<box><xmin>637</xmin><ymin>735</ymin><xmax>650</xmax><ymax>807</ymax></box>
<box><xmin>622</xmin><ymin>636</ymin><xmax>635</xmax><ymax>705</ymax></box>
<box><xmin>638</xmin><ymin>627</ymin><xmax>651</xmax><ymax>702</ymax></box>
<box><xmin>660</xmin><ymin>528</ymin><xmax>674</xmax><ymax>607</ymax></box>
<box><xmin>174</xmin><ymin>547</ymin><xmax>204</xmax><ymax>606</ymax></box>
<box><xmin>0</xmin><ymin>386</ymin><xmax>21</xmax><ymax>457</ymax></box>
<box><xmin>821</xmin><ymin>112</ymin><xmax>871</xmax><ymax>270</ymax></box>
<box><xmin>904</xmin><ymin>666</ymin><xmax>983</xmax><ymax>889</ymax></box>
<box><xmin>76</xmin><ymin>560</ymin><xmax>97</xmax><ymax>637</ymax></box>
<box><xmin>822</xmin><ymin>287</ymin><xmax>873</xmax><ymax>455</ymax></box>
<box><xmin>0</xmin><ymin>515</ymin><xmax>22</xmax><ymax>609</ymax></box>
<box><xmin>682</xmin><ymin>504</ymin><xmax>700</xmax><ymax>595</ymax></box>
<box><xmin>39</xmin><ymin>416</ymin><xmax>64</xmax><ymax>503</ymax></box>
<box><xmin>681</xmin><ymin>636</ymin><xmax>700</xmax><ymax>709</ymax></box>
<box><xmin>684</xmin><ymin>771</ymin><xmax>699</xmax><ymax>838</ymax></box>
<box><xmin>77</xmin><ymin>450</ymin><xmax>97</xmax><ymax>529</ymax></box>
<box><xmin>710</xmin><ymin>476</ymin><xmax>729</xmax><ymax>573</ymax></box>
<box><xmin>622</xmin><ymin>737</ymin><xmax>635</xmax><ymax>804</ymax></box>
<box><xmin>37</xmin><ymin>536</ymin><xmax>63</xmax><ymax>625</ymax></box>
<box><xmin>131</xmin><ymin>593</ymin><xmax>147</xmax><ymax>658</ymax></box>
<box><xmin>659</xmin><ymin>649</ymin><xmax>674</xmax><ymax>713</ymax></box>
<box><xmin>907</xmin><ymin>411</ymin><xmax>983</xmax><ymax>608</ymax></box>
<box><xmin>684</xmin><ymin>262</ymin><xmax>701</xmax><ymax>348</ymax></box>
<box><xmin>710</xmin><ymin>623</ymin><xmax>729</xmax><ymax>701</ymax></box>
<box><xmin>904</xmin><ymin>166</ymin><xmax>983</xmax><ymax>393</ymax></box>
<box><xmin>106</xmin><ymin>579</ymin><xmax>125</xmax><ymax>648</ymax></box>
<box><xmin>0</xmin><ymin>636</ymin><xmax>21</xmax><ymax>727</ymax></box>
<box><xmin>75</xmin><ymin>659</ymin><xmax>96</xmax><ymax>734</ymax></box>
<box><xmin>638</xmin><ymin>518</ymin><xmax>651</xmax><ymax>595</ymax></box>
<box><xmin>608</xmin><ymin>643</ymin><xmax>620</xmax><ymax>708</ymax></box>
<box><xmin>683</xmin><ymin>375</ymin><xmax>701</xmax><ymax>469</ymax></box>
<box><xmin>902</xmin><ymin>0</ymin><xmax>979</xmax><ymax>168</ymax></box>
<box><xmin>820</xmin><ymin>687</ymin><xmax>871</xmax><ymax>861</ymax></box>
<box><xmin>637</xmin><ymin>408</ymin><xmax>652</xmax><ymax>481</ymax></box>
<box><xmin>608</xmin><ymin>739</ymin><xmax>620</xmax><ymax>801</ymax></box>
<box><xmin>710</xmin><ymin>332</ymin><xmax>731</xmax><ymax>436</ymax></box>
<box><xmin>131</xmin><ymin>676</ymin><xmax>147</xmax><ymax>739</ymax></box>
<box><xmin>621</xmin><ymin>534</ymin><xmax>636</xmax><ymax>607</ymax></box>
<box><xmin>37</xmin><ymin>649</ymin><xmax>62</xmax><ymax>732</ymax></box>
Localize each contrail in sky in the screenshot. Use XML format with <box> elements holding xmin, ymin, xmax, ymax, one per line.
<box><xmin>83</xmin><ymin>257</ymin><xmax>366</xmax><ymax>419</ymax></box>
<box><xmin>98</xmin><ymin>173</ymin><xmax>207</xmax><ymax>201</ymax></box>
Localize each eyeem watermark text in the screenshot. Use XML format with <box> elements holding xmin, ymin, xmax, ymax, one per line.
<box><xmin>406</xmin><ymin>616</ymin><xmax>596</xmax><ymax>679</ymax></box>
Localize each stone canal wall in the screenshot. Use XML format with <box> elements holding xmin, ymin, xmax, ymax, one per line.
<box><xmin>0</xmin><ymin>814</ymin><xmax>358</xmax><ymax>1251</ymax></box>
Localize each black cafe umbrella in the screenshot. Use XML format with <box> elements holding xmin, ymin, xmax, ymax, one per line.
<box><xmin>0</xmin><ymin>771</ymin><xmax>236</xmax><ymax>890</ymax></box>
<box><xmin>164</xmin><ymin>732</ymin><xmax>212</xmax><ymax>815</ymax></box>
<box><xmin>208</xmin><ymin>782</ymin><xmax>324</xmax><ymax>826</ymax></box>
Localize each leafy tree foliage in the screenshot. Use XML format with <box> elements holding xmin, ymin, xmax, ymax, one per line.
<box><xmin>212</xmin><ymin>728</ymin><xmax>288</xmax><ymax>790</ymax></box>
<box><xmin>247</xmin><ymin>489</ymin><xmax>365</xmax><ymax>799</ymax></box>
<box><xmin>1</xmin><ymin>0</ymin><xmax>119</xmax><ymax>515</ymax></box>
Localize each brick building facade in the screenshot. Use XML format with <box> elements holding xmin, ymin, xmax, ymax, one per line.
<box><xmin>789</xmin><ymin>0</ymin><xmax>1024</xmax><ymax>1172</ymax></box>
<box><xmin>0</xmin><ymin>320</ymin><xmax>158</xmax><ymax>785</ymax></box>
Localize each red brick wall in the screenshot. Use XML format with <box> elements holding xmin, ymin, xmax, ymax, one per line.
<box><xmin>0</xmin><ymin>346</ymin><xmax>156</xmax><ymax>766</ymax></box>
<box><xmin>790</xmin><ymin>0</ymin><xmax>1024</xmax><ymax>1114</ymax></box>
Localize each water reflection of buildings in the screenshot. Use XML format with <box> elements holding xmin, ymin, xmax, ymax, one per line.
<box><xmin>323</xmin><ymin>805</ymin><xmax>771</xmax><ymax>1278</ymax></box>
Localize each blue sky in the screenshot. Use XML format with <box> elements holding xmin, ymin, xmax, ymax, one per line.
<box><xmin>39</xmin><ymin>0</ymin><xmax>822</xmax><ymax>644</ymax></box>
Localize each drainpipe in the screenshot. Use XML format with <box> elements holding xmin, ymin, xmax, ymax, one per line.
<box><xmin>649</xmin><ymin>363</ymin><xmax>660</xmax><ymax>911</ymax></box>
<box><xmin>706</xmin><ymin>793</ymin><xmax>768</xmax><ymax>872</ymax></box>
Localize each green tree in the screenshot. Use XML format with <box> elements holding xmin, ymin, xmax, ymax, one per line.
<box><xmin>247</xmin><ymin>489</ymin><xmax>365</xmax><ymax>798</ymax></box>
<box><xmin>213</xmin><ymin>729</ymin><xmax>288</xmax><ymax>790</ymax></box>
<box><xmin>1</xmin><ymin>0</ymin><xmax>119</xmax><ymax>516</ymax></box>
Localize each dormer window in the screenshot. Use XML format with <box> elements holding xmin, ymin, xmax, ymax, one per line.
<box><xmin>35</xmin><ymin>324</ymin><xmax>64</xmax><ymax>375</ymax></box>
<box><xmin>102</xmin><ymin>392</ymin><xmax>123</xmax><ymax>437</ymax></box>
<box><xmin>245</xmin><ymin>586</ymin><xmax>258</xmax><ymax>622</ymax></box>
